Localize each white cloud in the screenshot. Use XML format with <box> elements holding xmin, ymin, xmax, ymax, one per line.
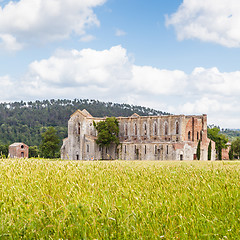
<box><xmin>190</xmin><ymin>67</ymin><xmax>240</xmax><ymax>95</ymax></box>
<box><xmin>166</xmin><ymin>0</ymin><xmax>240</xmax><ymax>47</ymax></box>
<box><xmin>1</xmin><ymin>45</ymin><xmax>240</xmax><ymax>128</ymax></box>
<box><xmin>23</xmin><ymin>45</ymin><xmax>187</xmax><ymax>99</ymax></box>
<box><xmin>0</xmin><ymin>34</ymin><xmax>23</xmax><ymax>51</ymax></box>
<box><xmin>115</xmin><ymin>29</ymin><xmax>126</xmax><ymax>37</ymax></box>
<box><xmin>0</xmin><ymin>0</ymin><xmax>106</xmax><ymax>51</ymax></box>
<box><xmin>80</xmin><ymin>35</ymin><xmax>95</xmax><ymax>42</ymax></box>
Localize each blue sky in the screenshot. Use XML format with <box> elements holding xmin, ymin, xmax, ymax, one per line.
<box><xmin>0</xmin><ymin>0</ymin><xmax>240</xmax><ymax>128</ymax></box>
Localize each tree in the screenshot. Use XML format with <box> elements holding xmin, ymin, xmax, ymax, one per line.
<box><xmin>208</xmin><ymin>141</ymin><xmax>212</xmax><ymax>160</ymax></box>
<box><xmin>29</xmin><ymin>146</ymin><xmax>39</xmax><ymax>158</ymax></box>
<box><xmin>208</xmin><ymin>127</ymin><xmax>228</xmax><ymax>160</ymax></box>
<box><xmin>94</xmin><ymin>117</ymin><xmax>119</xmax><ymax>159</ymax></box>
<box><xmin>229</xmin><ymin>146</ymin><xmax>233</xmax><ymax>160</ymax></box>
<box><xmin>231</xmin><ymin>137</ymin><xmax>240</xmax><ymax>159</ymax></box>
<box><xmin>39</xmin><ymin>127</ymin><xmax>60</xmax><ymax>158</ymax></box>
<box><xmin>0</xmin><ymin>144</ymin><xmax>8</xmax><ymax>158</ymax></box>
<box><xmin>197</xmin><ymin>140</ymin><xmax>201</xmax><ymax>160</ymax></box>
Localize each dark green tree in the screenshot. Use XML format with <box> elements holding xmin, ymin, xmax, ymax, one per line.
<box><xmin>29</xmin><ymin>146</ymin><xmax>39</xmax><ymax>158</ymax></box>
<box><xmin>229</xmin><ymin>146</ymin><xmax>233</xmax><ymax>160</ymax></box>
<box><xmin>94</xmin><ymin>117</ymin><xmax>119</xmax><ymax>159</ymax></box>
<box><xmin>231</xmin><ymin>137</ymin><xmax>240</xmax><ymax>159</ymax></box>
<box><xmin>197</xmin><ymin>140</ymin><xmax>201</xmax><ymax>160</ymax></box>
<box><xmin>208</xmin><ymin>141</ymin><xmax>212</xmax><ymax>160</ymax></box>
<box><xmin>39</xmin><ymin>127</ymin><xmax>60</xmax><ymax>158</ymax></box>
<box><xmin>208</xmin><ymin>127</ymin><xmax>228</xmax><ymax>160</ymax></box>
<box><xmin>0</xmin><ymin>145</ymin><xmax>8</xmax><ymax>158</ymax></box>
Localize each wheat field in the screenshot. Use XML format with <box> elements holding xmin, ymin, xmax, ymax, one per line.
<box><xmin>0</xmin><ymin>159</ymin><xmax>239</xmax><ymax>239</ymax></box>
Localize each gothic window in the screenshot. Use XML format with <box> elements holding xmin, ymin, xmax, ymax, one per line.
<box><xmin>176</xmin><ymin>121</ymin><xmax>179</xmax><ymax>135</ymax></box>
<box><xmin>125</xmin><ymin>145</ymin><xmax>127</xmax><ymax>154</ymax></box>
<box><xmin>188</xmin><ymin>131</ymin><xmax>191</xmax><ymax>140</ymax></box>
<box><xmin>77</xmin><ymin>123</ymin><xmax>81</xmax><ymax>135</ymax></box>
<box><xmin>144</xmin><ymin>123</ymin><xmax>147</xmax><ymax>136</ymax></box>
<box><xmin>167</xmin><ymin>145</ymin><xmax>169</xmax><ymax>154</ymax></box>
<box><xmin>125</xmin><ymin>124</ymin><xmax>128</xmax><ymax>136</ymax></box>
<box><xmin>145</xmin><ymin>145</ymin><xmax>147</xmax><ymax>154</ymax></box>
<box><xmin>134</xmin><ymin>123</ymin><xmax>137</xmax><ymax>136</ymax></box>
<box><xmin>154</xmin><ymin>145</ymin><xmax>157</xmax><ymax>154</ymax></box>
<box><xmin>165</xmin><ymin>122</ymin><xmax>168</xmax><ymax>135</ymax></box>
<box><xmin>154</xmin><ymin>122</ymin><xmax>157</xmax><ymax>136</ymax></box>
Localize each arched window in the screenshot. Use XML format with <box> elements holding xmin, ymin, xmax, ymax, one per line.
<box><xmin>154</xmin><ymin>122</ymin><xmax>157</xmax><ymax>136</ymax></box>
<box><xmin>200</xmin><ymin>131</ymin><xmax>203</xmax><ymax>141</ymax></box>
<box><xmin>167</xmin><ymin>145</ymin><xmax>169</xmax><ymax>154</ymax></box>
<box><xmin>176</xmin><ymin>121</ymin><xmax>179</xmax><ymax>135</ymax></box>
<box><xmin>125</xmin><ymin>145</ymin><xmax>127</xmax><ymax>154</ymax></box>
<box><xmin>125</xmin><ymin>124</ymin><xmax>128</xmax><ymax>136</ymax></box>
<box><xmin>135</xmin><ymin>123</ymin><xmax>137</xmax><ymax>136</ymax></box>
<box><xmin>87</xmin><ymin>145</ymin><xmax>89</xmax><ymax>152</ymax></box>
<box><xmin>154</xmin><ymin>145</ymin><xmax>157</xmax><ymax>154</ymax></box>
<box><xmin>77</xmin><ymin>123</ymin><xmax>81</xmax><ymax>135</ymax></box>
<box><xmin>188</xmin><ymin>131</ymin><xmax>191</xmax><ymax>140</ymax></box>
<box><xmin>144</xmin><ymin>123</ymin><xmax>147</xmax><ymax>136</ymax></box>
<box><xmin>165</xmin><ymin>122</ymin><xmax>168</xmax><ymax>135</ymax></box>
<box><xmin>145</xmin><ymin>145</ymin><xmax>147</xmax><ymax>154</ymax></box>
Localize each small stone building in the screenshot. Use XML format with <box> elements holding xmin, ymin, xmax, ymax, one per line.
<box><xmin>61</xmin><ymin>109</ymin><xmax>216</xmax><ymax>161</ymax></box>
<box><xmin>9</xmin><ymin>143</ymin><xmax>29</xmax><ymax>158</ymax></box>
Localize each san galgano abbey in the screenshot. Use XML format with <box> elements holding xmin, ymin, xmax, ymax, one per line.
<box><xmin>61</xmin><ymin>109</ymin><xmax>216</xmax><ymax>161</ymax></box>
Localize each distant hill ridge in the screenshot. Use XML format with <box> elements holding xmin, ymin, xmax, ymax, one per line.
<box><xmin>0</xmin><ymin>99</ymin><xmax>170</xmax><ymax>146</ymax></box>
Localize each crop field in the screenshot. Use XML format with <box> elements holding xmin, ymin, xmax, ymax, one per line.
<box><xmin>0</xmin><ymin>159</ymin><xmax>240</xmax><ymax>239</ymax></box>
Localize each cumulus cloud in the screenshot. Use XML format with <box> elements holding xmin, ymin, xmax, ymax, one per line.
<box><xmin>23</xmin><ymin>45</ymin><xmax>187</xmax><ymax>100</ymax></box>
<box><xmin>166</xmin><ymin>0</ymin><xmax>240</xmax><ymax>47</ymax></box>
<box><xmin>0</xmin><ymin>34</ymin><xmax>23</xmax><ymax>51</ymax></box>
<box><xmin>1</xmin><ymin>45</ymin><xmax>240</xmax><ymax>128</ymax></box>
<box><xmin>190</xmin><ymin>67</ymin><xmax>240</xmax><ymax>95</ymax></box>
<box><xmin>0</xmin><ymin>0</ymin><xmax>106</xmax><ymax>50</ymax></box>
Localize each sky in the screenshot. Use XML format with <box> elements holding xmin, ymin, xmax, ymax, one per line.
<box><xmin>0</xmin><ymin>0</ymin><xmax>240</xmax><ymax>128</ymax></box>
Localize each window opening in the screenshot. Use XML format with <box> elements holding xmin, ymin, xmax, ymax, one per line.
<box><xmin>176</xmin><ymin>122</ymin><xmax>179</xmax><ymax>135</ymax></box>
<box><xmin>188</xmin><ymin>131</ymin><xmax>191</xmax><ymax>140</ymax></box>
<box><xmin>154</xmin><ymin>122</ymin><xmax>157</xmax><ymax>136</ymax></box>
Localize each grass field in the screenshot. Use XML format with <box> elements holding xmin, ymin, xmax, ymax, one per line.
<box><xmin>0</xmin><ymin>159</ymin><xmax>240</xmax><ymax>239</ymax></box>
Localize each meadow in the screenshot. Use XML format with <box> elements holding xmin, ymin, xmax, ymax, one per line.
<box><xmin>0</xmin><ymin>159</ymin><xmax>239</xmax><ymax>239</ymax></box>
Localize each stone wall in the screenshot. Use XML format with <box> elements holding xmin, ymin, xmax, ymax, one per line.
<box><xmin>61</xmin><ymin>110</ymin><xmax>215</xmax><ymax>161</ymax></box>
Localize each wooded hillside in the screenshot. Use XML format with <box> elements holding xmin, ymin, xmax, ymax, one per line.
<box><xmin>0</xmin><ymin>99</ymin><xmax>169</xmax><ymax>146</ymax></box>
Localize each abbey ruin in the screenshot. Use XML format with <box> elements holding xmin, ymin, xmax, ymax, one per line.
<box><xmin>61</xmin><ymin>109</ymin><xmax>215</xmax><ymax>161</ymax></box>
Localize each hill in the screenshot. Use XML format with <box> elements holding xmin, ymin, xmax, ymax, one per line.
<box><xmin>0</xmin><ymin>99</ymin><xmax>169</xmax><ymax>146</ymax></box>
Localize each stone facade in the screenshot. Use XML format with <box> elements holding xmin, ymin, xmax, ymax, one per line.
<box><xmin>222</xmin><ymin>142</ymin><xmax>231</xmax><ymax>160</ymax></box>
<box><xmin>9</xmin><ymin>142</ymin><xmax>29</xmax><ymax>158</ymax></box>
<box><xmin>61</xmin><ymin>109</ymin><xmax>216</xmax><ymax>161</ymax></box>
